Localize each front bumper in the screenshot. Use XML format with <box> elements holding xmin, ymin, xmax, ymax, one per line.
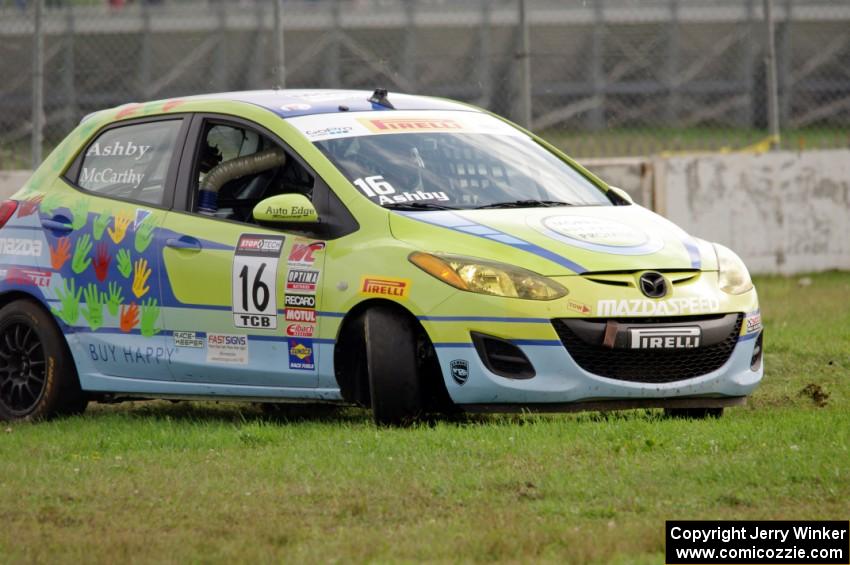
<box><xmin>433</xmin><ymin>328</ymin><xmax>763</xmax><ymax>406</ymax></box>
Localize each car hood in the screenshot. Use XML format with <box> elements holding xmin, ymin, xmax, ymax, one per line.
<box><xmin>389</xmin><ymin>205</ymin><xmax>717</xmax><ymax>276</ymax></box>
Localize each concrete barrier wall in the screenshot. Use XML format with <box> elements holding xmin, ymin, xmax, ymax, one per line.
<box><xmin>585</xmin><ymin>150</ymin><xmax>850</xmax><ymax>275</ymax></box>
<box><xmin>5</xmin><ymin>149</ymin><xmax>850</xmax><ymax>274</ymax></box>
<box><xmin>0</xmin><ymin>170</ymin><xmax>29</xmax><ymax>199</ymax></box>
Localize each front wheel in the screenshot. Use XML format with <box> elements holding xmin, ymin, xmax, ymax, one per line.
<box><xmin>0</xmin><ymin>299</ymin><xmax>87</xmax><ymax>422</ymax></box>
<box><xmin>364</xmin><ymin>306</ymin><xmax>423</xmax><ymax>426</ymax></box>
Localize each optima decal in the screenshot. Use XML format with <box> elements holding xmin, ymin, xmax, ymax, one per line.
<box><xmin>360</xmin><ymin>277</ymin><xmax>410</xmax><ymax>299</ymax></box>
<box><xmin>286</xmin><ymin>269</ymin><xmax>319</xmax><ymax>292</ymax></box>
<box><xmin>597</xmin><ymin>297</ymin><xmax>720</xmax><ymax>316</ymax></box>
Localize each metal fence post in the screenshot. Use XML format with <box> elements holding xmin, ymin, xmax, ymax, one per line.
<box><xmin>764</xmin><ymin>0</ymin><xmax>780</xmax><ymax>148</ymax></box>
<box><xmin>516</xmin><ymin>0</ymin><xmax>531</xmax><ymax>129</ymax></box>
<box><xmin>273</xmin><ymin>0</ymin><xmax>286</xmax><ymax>88</ymax></box>
<box><xmin>31</xmin><ymin>0</ymin><xmax>44</xmax><ymax>169</ymax></box>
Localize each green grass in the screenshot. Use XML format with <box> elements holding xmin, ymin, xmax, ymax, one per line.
<box><xmin>1</xmin><ymin>272</ymin><xmax>849</xmax><ymax>563</ymax></box>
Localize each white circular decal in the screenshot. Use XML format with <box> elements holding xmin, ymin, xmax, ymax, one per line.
<box><xmin>541</xmin><ymin>215</ymin><xmax>648</xmax><ymax>247</ymax></box>
<box><xmin>280</xmin><ymin>103</ymin><xmax>312</xmax><ymax>112</ymax></box>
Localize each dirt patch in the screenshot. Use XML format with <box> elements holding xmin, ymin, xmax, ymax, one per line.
<box><xmin>799</xmin><ymin>383</ymin><xmax>829</xmax><ymax>407</ymax></box>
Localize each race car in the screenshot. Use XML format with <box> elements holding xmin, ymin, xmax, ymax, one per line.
<box><xmin>0</xmin><ymin>89</ymin><xmax>763</xmax><ymax>425</ymax></box>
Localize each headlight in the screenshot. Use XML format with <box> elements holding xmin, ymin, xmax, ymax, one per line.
<box><xmin>714</xmin><ymin>243</ymin><xmax>753</xmax><ymax>294</ymax></box>
<box><xmin>409</xmin><ymin>252</ymin><xmax>567</xmax><ymax>300</ymax></box>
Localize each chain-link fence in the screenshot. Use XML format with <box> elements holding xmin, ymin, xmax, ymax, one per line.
<box><xmin>1</xmin><ymin>0</ymin><xmax>849</xmax><ymax>169</ymax></box>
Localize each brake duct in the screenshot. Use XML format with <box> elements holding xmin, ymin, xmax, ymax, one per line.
<box><xmin>197</xmin><ymin>146</ymin><xmax>287</xmax><ymax>214</ymax></box>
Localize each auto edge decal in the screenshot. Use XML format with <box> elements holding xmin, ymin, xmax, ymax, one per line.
<box><xmin>360</xmin><ymin>276</ymin><xmax>411</xmax><ymax>299</ymax></box>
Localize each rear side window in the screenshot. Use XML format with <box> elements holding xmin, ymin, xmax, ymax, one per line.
<box><xmin>75</xmin><ymin>120</ymin><xmax>182</xmax><ymax>206</ymax></box>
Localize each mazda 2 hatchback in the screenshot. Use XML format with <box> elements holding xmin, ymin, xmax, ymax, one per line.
<box><xmin>0</xmin><ymin>89</ymin><xmax>763</xmax><ymax>424</ymax></box>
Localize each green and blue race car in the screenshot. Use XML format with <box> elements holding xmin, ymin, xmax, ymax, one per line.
<box><xmin>0</xmin><ymin>89</ymin><xmax>763</xmax><ymax>424</ymax></box>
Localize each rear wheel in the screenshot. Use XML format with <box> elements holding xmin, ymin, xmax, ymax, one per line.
<box><xmin>364</xmin><ymin>306</ymin><xmax>423</xmax><ymax>426</ymax></box>
<box><xmin>664</xmin><ymin>407</ymin><xmax>724</xmax><ymax>419</ymax></box>
<box><xmin>0</xmin><ymin>299</ymin><xmax>86</xmax><ymax>422</ymax></box>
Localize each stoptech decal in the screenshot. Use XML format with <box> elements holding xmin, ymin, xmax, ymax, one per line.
<box><xmin>360</xmin><ymin>277</ymin><xmax>410</xmax><ymax>299</ymax></box>
<box><xmin>286</xmin><ymin>269</ymin><xmax>319</xmax><ymax>292</ymax></box>
<box><xmin>288</xmin><ymin>338</ymin><xmax>315</xmax><ymax>370</ymax></box>
<box><xmin>0</xmin><ymin>238</ymin><xmax>43</xmax><ymax>257</ymax></box>
<box><xmin>232</xmin><ymin>234</ymin><xmax>284</xmax><ymax>329</ymax></box>
<box><xmin>284</xmin><ymin>294</ymin><xmax>316</xmax><ymax>308</ymax></box>
<box><xmin>597</xmin><ymin>298</ymin><xmax>720</xmax><ymax>317</ymax></box>
<box><xmin>287</xmin><ymin>241</ymin><xmax>325</xmax><ymax>267</ymax></box>
<box><xmin>285</xmin><ymin>308</ymin><xmax>317</xmax><ymax>323</ymax></box>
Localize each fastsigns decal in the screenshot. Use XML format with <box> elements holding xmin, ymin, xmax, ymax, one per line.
<box><xmin>207</xmin><ymin>333</ymin><xmax>248</xmax><ymax>365</ymax></box>
<box><xmin>360</xmin><ymin>277</ymin><xmax>410</xmax><ymax>299</ymax></box>
<box><xmin>288</xmin><ymin>338</ymin><xmax>315</xmax><ymax>370</ymax></box>
<box><xmin>597</xmin><ymin>297</ymin><xmax>720</xmax><ymax>317</ymax></box>
<box><xmin>232</xmin><ymin>234</ymin><xmax>284</xmax><ymax>329</ymax></box>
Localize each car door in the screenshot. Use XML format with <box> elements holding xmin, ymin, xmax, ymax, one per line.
<box><xmin>51</xmin><ymin>116</ymin><xmax>189</xmax><ymax>383</ymax></box>
<box><xmin>158</xmin><ymin>116</ymin><xmax>331</xmax><ymax>388</ymax></box>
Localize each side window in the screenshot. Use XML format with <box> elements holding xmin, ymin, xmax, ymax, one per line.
<box><xmin>75</xmin><ymin>120</ymin><xmax>182</xmax><ymax>206</ymax></box>
<box><xmin>193</xmin><ymin>121</ymin><xmax>315</xmax><ymax>224</ymax></box>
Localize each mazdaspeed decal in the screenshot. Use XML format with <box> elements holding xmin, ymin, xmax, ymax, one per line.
<box><xmin>360</xmin><ymin>276</ymin><xmax>410</xmax><ymax>299</ymax></box>
<box><xmin>232</xmin><ymin>234</ymin><xmax>284</xmax><ymax>330</ymax></box>
<box><xmin>597</xmin><ymin>297</ymin><xmax>720</xmax><ymax>317</ymax></box>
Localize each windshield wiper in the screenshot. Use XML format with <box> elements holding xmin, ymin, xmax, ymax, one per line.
<box><xmin>474</xmin><ymin>199</ymin><xmax>575</xmax><ymax>209</ymax></box>
<box><xmin>383</xmin><ymin>202</ymin><xmax>457</xmax><ymax>211</ymax></box>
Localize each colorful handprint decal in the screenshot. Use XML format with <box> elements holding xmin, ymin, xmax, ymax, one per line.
<box><xmin>71</xmin><ymin>234</ymin><xmax>93</xmax><ymax>274</ymax></box>
<box><xmin>132</xmin><ymin>258</ymin><xmax>151</xmax><ymax>298</ymax></box>
<box><xmin>50</xmin><ymin>237</ymin><xmax>72</xmax><ymax>270</ymax></box>
<box><xmin>93</xmin><ymin>243</ymin><xmax>111</xmax><ymax>282</ymax></box>
<box><xmin>108</xmin><ymin>211</ymin><xmax>132</xmax><ymax>244</ymax></box>
<box><xmin>51</xmin><ymin>279</ymin><xmax>82</xmax><ymax>326</ymax></box>
<box><xmin>119</xmin><ymin>302</ymin><xmax>139</xmax><ymax>333</ymax></box>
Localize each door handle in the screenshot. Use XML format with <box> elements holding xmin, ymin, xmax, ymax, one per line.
<box><xmin>165</xmin><ymin>236</ymin><xmax>202</xmax><ymax>251</ymax></box>
<box><xmin>40</xmin><ymin>218</ymin><xmax>73</xmax><ymax>233</ymax></box>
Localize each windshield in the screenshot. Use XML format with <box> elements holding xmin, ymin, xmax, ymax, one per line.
<box><xmin>291</xmin><ymin>111</ymin><xmax>612</xmax><ymax>210</ymax></box>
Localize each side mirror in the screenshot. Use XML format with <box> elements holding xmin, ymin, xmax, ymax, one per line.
<box><xmin>608</xmin><ymin>186</ymin><xmax>634</xmax><ymax>205</ymax></box>
<box><xmin>253</xmin><ymin>193</ymin><xmax>319</xmax><ymax>224</ymax></box>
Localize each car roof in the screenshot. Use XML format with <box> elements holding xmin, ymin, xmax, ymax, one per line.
<box><xmin>134</xmin><ymin>89</ymin><xmax>479</xmax><ymax>120</ymax></box>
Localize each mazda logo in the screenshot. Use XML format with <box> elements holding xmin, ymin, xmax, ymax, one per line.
<box><xmin>639</xmin><ymin>271</ymin><xmax>668</xmax><ymax>298</ymax></box>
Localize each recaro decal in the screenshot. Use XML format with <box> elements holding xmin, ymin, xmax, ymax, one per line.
<box><xmin>232</xmin><ymin>234</ymin><xmax>284</xmax><ymax>330</ymax></box>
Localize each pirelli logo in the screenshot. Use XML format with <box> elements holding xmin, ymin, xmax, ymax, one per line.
<box><xmin>359</xmin><ymin>117</ymin><xmax>463</xmax><ymax>133</ymax></box>
<box><xmin>360</xmin><ymin>277</ymin><xmax>411</xmax><ymax>299</ymax></box>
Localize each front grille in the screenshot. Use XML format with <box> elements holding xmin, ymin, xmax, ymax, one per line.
<box><xmin>552</xmin><ymin>314</ymin><xmax>743</xmax><ymax>383</ymax></box>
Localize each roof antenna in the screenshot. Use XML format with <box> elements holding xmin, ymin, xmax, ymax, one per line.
<box><xmin>368</xmin><ymin>88</ymin><xmax>395</xmax><ymax>109</ymax></box>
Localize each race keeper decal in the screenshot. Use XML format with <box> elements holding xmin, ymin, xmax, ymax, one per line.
<box><xmin>232</xmin><ymin>234</ymin><xmax>284</xmax><ymax>329</ymax></box>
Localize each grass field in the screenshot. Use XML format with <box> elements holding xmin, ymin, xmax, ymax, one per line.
<box><xmin>1</xmin><ymin>272</ymin><xmax>848</xmax><ymax>563</ymax></box>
